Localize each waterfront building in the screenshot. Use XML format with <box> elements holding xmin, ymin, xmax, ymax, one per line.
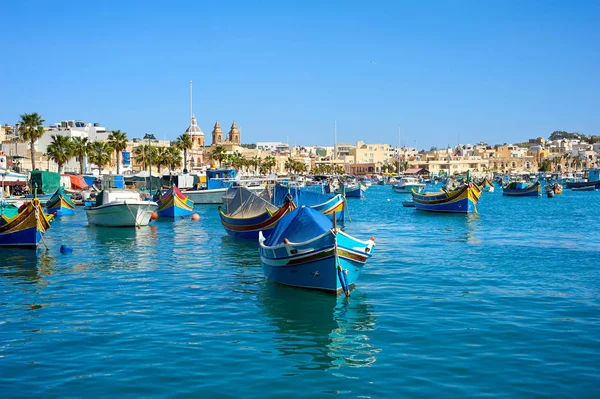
<box><xmin>257</xmin><ymin>142</ymin><xmax>290</xmax><ymax>153</ymax></box>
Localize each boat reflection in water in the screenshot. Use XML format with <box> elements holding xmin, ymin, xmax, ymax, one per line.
<box><xmin>0</xmin><ymin>249</ymin><xmax>56</xmax><ymax>283</ymax></box>
<box><xmin>258</xmin><ymin>281</ymin><xmax>378</xmax><ymax>370</ymax></box>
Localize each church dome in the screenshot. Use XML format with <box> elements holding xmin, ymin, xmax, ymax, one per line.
<box><xmin>185</xmin><ymin>116</ymin><xmax>204</xmax><ymax>135</ymax></box>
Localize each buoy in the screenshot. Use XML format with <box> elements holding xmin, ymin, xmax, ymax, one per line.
<box><xmin>150</xmin><ymin>212</ymin><xmax>158</xmax><ymax>220</ymax></box>
<box><xmin>60</xmin><ymin>245</ymin><xmax>73</xmax><ymax>254</ymax></box>
<box><xmin>53</xmin><ymin>212</ymin><xmax>57</xmax><ymax>216</ymax></box>
<box><xmin>191</xmin><ymin>213</ymin><xmax>200</xmax><ymax>221</ymax></box>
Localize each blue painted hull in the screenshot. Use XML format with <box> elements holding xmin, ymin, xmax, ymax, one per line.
<box><xmin>0</xmin><ymin>225</ymin><xmax>41</xmax><ymax>247</ymax></box>
<box><xmin>157</xmin><ymin>205</ymin><xmax>193</xmax><ymax>218</ymax></box>
<box><xmin>46</xmin><ymin>206</ymin><xmax>74</xmax><ymax>217</ymax></box>
<box><xmin>342</xmin><ymin>187</ymin><xmax>364</xmax><ymax>198</ymax></box>
<box><xmin>413</xmin><ymin>196</ymin><xmax>475</xmax><ymax>213</ymax></box>
<box><xmin>259</xmin><ymin>231</ymin><xmax>375</xmax><ymax>294</ymax></box>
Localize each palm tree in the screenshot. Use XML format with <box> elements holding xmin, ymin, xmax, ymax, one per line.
<box><xmin>165</xmin><ymin>146</ymin><xmax>182</xmax><ymax>176</ymax></box>
<box><xmin>134</xmin><ymin>145</ymin><xmax>157</xmax><ymax>171</ymax></box>
<box><xmin>211</xmin><ymin>145</ymin><xmax>227</xmax><ymax>168</ymax></box>
<box><xmin>251</xmin><ymin>156</ymin><xmax>261</xmax><ymax>175</ymax></box>
<box><xmin>262</xmin><ymin>156</ymin><xmax>276</xmax><ymax>174</ymax></box>
<box><xmin>155</xmin><ymin>147</ymin><xmax>171</xmax><ymax>175</ymax></box>
<box><xmin>107</xmin><ymin>130</ymin><xmax>128</xmax><ymax>174</ymax></box>
<box><xmin>176</xmin><ymin>133</ymin><xmax>193</xmax><ymax>172</ymax></box>
<box><xmin>71</xmin><ymin>137</ymin><xmax>89</xmax><ymax>175</ymax></box>
<box><xmin>19</xmin><ymin>112</ymin><xmax>45</xmax><ymax>171</ymax></box>
<box><xmin>88</xmin><ymin>142</ymin><xmax>113</xmax><ymax>173</ymax></box>
<box><xmin>46</xmin><ymin>135</ymin><xmax>73</xmax><ymax>174</ymax></box>
<box><xmin>284</xmin><ymin>157</ymin><xmax>296</xmax><ymax>174</ymax></box>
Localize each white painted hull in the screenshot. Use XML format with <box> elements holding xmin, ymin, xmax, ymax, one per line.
<box><xmin>86</xmin><ymin>201</ymin><xmax>158</xmax><ymax>227</ymax></box>
<box><xmin>393</xmin><ymin>184</ymin><xmax>425</xmax><ymax>193</ymax></box>
<box><xmin>185</xmin><ymin>186</ymin><xmax>265</xmax><ymax>204</ymax></box>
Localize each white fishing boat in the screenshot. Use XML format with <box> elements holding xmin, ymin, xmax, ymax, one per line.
<box><xmin>85</xmin><ymin>189</ymin><xmax>157</xmax><ymax>227</ymax></box>
<box><xmin>392</xmin><ymin>177</ymin><xmax>426</xmax><ymax>193</ymax></box>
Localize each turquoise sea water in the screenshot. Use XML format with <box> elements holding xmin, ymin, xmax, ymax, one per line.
<box><xmin>1</xmin><ymin>185</ymin><xmax>599</xmax><ymax>398</ymax></box>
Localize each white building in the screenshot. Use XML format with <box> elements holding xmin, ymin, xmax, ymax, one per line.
<box><xmin>256</xmin><ymin>142</ymin><xmax>289</xmax><ymax>153</ymax></box>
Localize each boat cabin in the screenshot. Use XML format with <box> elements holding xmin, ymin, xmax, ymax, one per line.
<box><xmin>94</xmin><ymin>190</ymin><xmax>142</xmax><ymax>206</ymax></box>
<box><xmin>207</xmin><ymin>169</ymin><xmax>238</xmax><ymax>190</ymax></box>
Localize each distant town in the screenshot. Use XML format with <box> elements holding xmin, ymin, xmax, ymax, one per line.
<box><xmin>1</xmin><ymin>114</ymin><xmax>599</xmax><ymax>177</ymax></box>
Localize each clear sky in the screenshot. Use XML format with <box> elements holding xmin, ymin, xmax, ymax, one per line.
<box><xmin>1</xmin><ymin>0</ymin><xmax>598</xmax><ymax>148</ymax></box>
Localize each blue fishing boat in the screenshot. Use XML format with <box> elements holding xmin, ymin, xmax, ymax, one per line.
<box><xmin>155</xmin><ymin>186</ymin><xmax>194</xmax><ymax>218</ymax></box>
<box><xmin>411</xmin><ymin>182</ymin><xmax>481</xmax><ymax>213</ymax></box>
<box><xmin>0</xmin><ymin>198</ymin><xmax>53</xmax><ymax>248</ymax></box>
<box><xmin>338</xmin><ymin>183</ymin><xmax>364</xmax><ymax>198</ymax></box>
<box><xmin>502</xmin><ymin>181</ymin><xmax>541</xmax><ymax>197</ymax></box>
<box><xmin>272</xmin><ymin>185</ymin><xmax>345</xmax><ymax>222</ymax></box>
<box><xmin>258</xmin><ymin>206</ymin><xmax>375</xmax><ymax>295</ymax></box>
<box><xmin>219</xmin><ymin>187</ymin><xmax>295</xmax><ymax>238</ymax></box>
<box><xmin>45</xmin><ymin>187</ymin><xmax>76</xmax><ymax>216</ymax></box>
<box><xmin>565</xmin><ymin>168</ymin><xmax>600</xmax><ymax>189</ymax></box>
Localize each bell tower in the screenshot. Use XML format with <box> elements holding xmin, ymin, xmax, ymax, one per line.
<box><xmin>212</xmin><ymin>121</ymin><xmax>223</xmax><ymax>145</ymax></box>
<box><xmin>228</xmin><ymin>121</ymin><xmax>240</xmax><ymax>144</ymax></box>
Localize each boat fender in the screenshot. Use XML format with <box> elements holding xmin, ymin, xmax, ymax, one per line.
<box><xmin>60</xmin><ymin>245</ymin><xmax>73</xmax><ymax>254</ymax></box>
<box><xmin>284</xmin><ymin>238</ymin><xmax>290</xmax><ymax>244</ymax></box>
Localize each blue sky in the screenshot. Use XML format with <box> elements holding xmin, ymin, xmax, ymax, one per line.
<box><xmin>1</xmin><ymin>0</ymin><xmax>598</xmax><ymax>148</ymax></box>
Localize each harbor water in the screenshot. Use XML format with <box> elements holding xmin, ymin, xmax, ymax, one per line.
<box><xmin>1</xmin><ymin>185</ymin><xmax>599</xmax><ymax>398</ymax></box>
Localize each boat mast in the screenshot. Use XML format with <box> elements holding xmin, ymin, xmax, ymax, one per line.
<box><xmin>190</xmin><ymin>80</ymin><xmax>193</xmax><ymax>125</ymax></box>
<box><xmin>397</xmin><ymin>124</ymin><xmax>401</xmax><ymax>174</ymax></box>
<box><xmin>334</xmin><ymin>120</ymin><xmax>337</xmax><ymax>161</ymax></box>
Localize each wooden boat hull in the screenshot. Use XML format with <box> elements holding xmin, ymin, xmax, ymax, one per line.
<box><xmin>85</xmin><ymin>201</ymin><xmax>158</xmax><ymax>227</ymax></box>
<box><xmin>156</xmin><ymin>187</ymin><xmax>194</xmax><ymax>218</ymax></box>
<box><xmin>411</xmin><ymin>183</ymin><xmax>480</xmax><ymax>214</ymax></box>
<box><xmin>565</xmin><ymin>180</ymin><xmax>600</xmax><ymax>189</ymax></box>
<box><xmin>502</xmin><ymin>181</ymin><xmax>541</xmax><ymax>196</ymax></box>
<box><xmin>571</xmin><ymin>186</ymin><xmax>596</xmax><ymax>191</ymax></box>
<box><xmin>185</xmin><ymin>186</ymin><xmax>265</xmax><ymax>204</ymax></box>
<box><xmin>259</xmin><ymin>230</ymin><xmax>375</xmax><ymax>294</ymax></box>
<box><xmin>219</xmin><ymin>199</ymin><xmax>294</xmax><ymax>239</ymax></box>
<box><xmin>310</xmin><ymin>194</ymin><xmax>345</xmax><ymax>222</ymax></box>
<box><xmin>337</xmin><ymin>185</ymin><xmax>364</xmax><ymax>198</ymax></box>
<box><xmin>45</xmin><ymin>191</ymin><xmax>76</xmax><ymax>217</ymax></box>
<box><xmin>0</xmin><ymin>199</ymin><xmax>52</xmax><ymax>248</ymax></box>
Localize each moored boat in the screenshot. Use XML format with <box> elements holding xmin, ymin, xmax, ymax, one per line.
<box><xmin>502</xmin><ymin>181</ymin><xmax>541</xmax><ymax>197</ymax></box>
<box><xmin>258</xmin><ymin>206</ymin><xmax>375</xmax><ymax>295</ymax></box>
<box><xmin>411</xmin><ymin>182</ymin><xmax>481</xmax><ymax>213</ymax></box>
<box><xmin>0</xmin><ymin>198</ymin><xmax>53</xmax><ymax>248</ymax></box>
<box><xmin>544</xmin><ymin>182</ymin><xmax>563</xmax><ymax>195</ymax></box>
<box><xmin>392</xmin><ymin>177</ymin><xmax>426</xmax><ymax>194</ymax></box>
<box><xmin>479</xmin><ymin>177</ymin><xmax>495</xmax><ymax>193</ymax></box>
<box><xmin>155</xmin><ymin>186</ymin><xmax>194</xmax><ymax>218</ymax></box>
<box><xmin>571</xmin><ymin>185</ymin><xmax>596</xmax><ymax>192</ymax></box>
<box><xmin>272</xmin><ymin>185</ymin><xmax>345</xmax><ymax>222</ymax></box>
<box><xmin>402</xmin><ymin>199</ymin><xmax>415</xmax><ymax>207</ymax></box>
<box><xmin>337</xmin><ymin>183</ymin><xmax>364</xmax><ymax>198</ymax></box>
<box><xmin>45</xmin><ymin>187</ymin><xmax>76</xmax><ymax>216</ymax></box>
<box><xmin>219</xmin><ymin>187</ymin><xmax>295</xmax><ymax>238</ymax></box>
<box><xmin>85</xmin><ymin>190</ymin><xmax>158</xmax><ymax>227</ymax></box>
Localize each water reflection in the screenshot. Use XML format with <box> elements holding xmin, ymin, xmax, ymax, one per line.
<box><xmin>87</xmin><ymin>225</ymin><xmax>157</xmax><ymax>247</ymax></box>
<box><xmin>258</xmin><ymin>282</ymin><xmax>378</xmax><ymax>370</ymax></box>
<box><xmin>0</xmin><ymin>249</ymin><xmax>56</xmax><ymax>283</ymax></box>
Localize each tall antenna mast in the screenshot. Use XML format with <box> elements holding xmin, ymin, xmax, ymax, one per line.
<box><xmin>189</xmin><ymin>80</ymin><xmax>193</xmax><ymax>124</ymax></box>
<box><xmin>334</xmin><ymin>120</ymin><xmax>337</xmax><ymax>161</ymax></box>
